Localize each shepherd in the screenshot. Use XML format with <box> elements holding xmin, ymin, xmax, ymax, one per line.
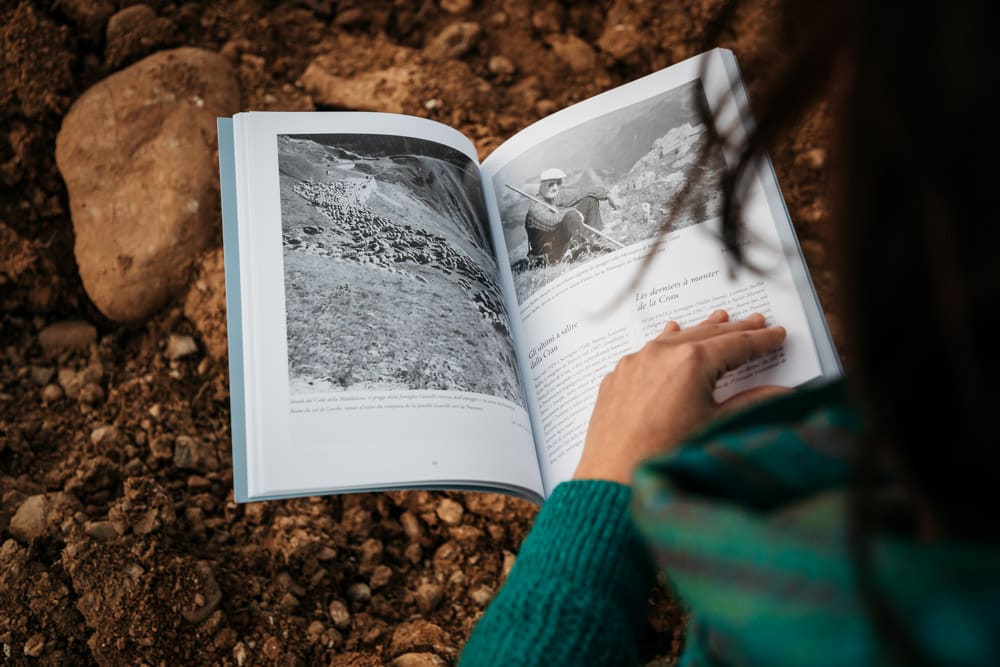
<box><xmin>516</xmin><ymin>168</ymin><xmax>621</xmax><ymax>265</ymax></box>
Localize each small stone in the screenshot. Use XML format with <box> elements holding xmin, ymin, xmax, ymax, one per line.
<box><xmin>415</xmin><ymin>582</ymin><xmax>443</xmax><ymax>614</ymax></box>
<box><xmin>148</xmin><ymin>404</ymin><xmax>162</xmax><ymax>419</ymax></box>
<box><xmin>440</xmin><ymin>0</ymin><xmax>473</xmax><ymax>14</ymax></box>
<box><xmin>425</xmin><ymin>22</ymin><xmax>481</xmax><ymax>61</ymax></box>
<box><xmin>391</xmin><ymin>653</ymin><xmax>447</xmax><ymax>667</ymax></box>
<box><xmin>547</xmin><ymin>34</ymin><xmax>597</xmax><ymax>74</ymax></box>
<box><xmin>328</xmin><ymin>599</ymin><xmax>351</xmax><ymax>629</ymax></box>
<box><xmin>307</xmin><ymin>620</ymin><xmax>326</xmax><ymax>643</ymax></box>
<box><xmin>38</xmin><ymin>321</ymin><xmax>96</xmax><ymax>356</ymax></box>
<box><xmin>501</xmin><ymin>550</ymin><xmax>516</xmax><ymax>580</ymax></box>
<box><xmin>78</xmin><ymin>383</ymin><xmax>105</xmax><ymax>405</ymax></box>
<box><xmin>23</xmin><ymin>633</ymin><xmax>44</xmax><ymax>658</ymax></box>
<box><xmin>9</xmin><ymin>493</ymin><xmax>82</xmax><ymax>542</ymax></box>
<box><xmin>84</xmin><ymin>520</ymin><xmax>119</xmax><ymax>541</ymax></box>
<box><xmin>347</xmin><ymin>582</ymin><xmax>371</xmax><ymax>602</ymax></box>
<box><xmin>173</xmin><ymin>435</ymin><xmax>218</xmax><ymax>472</ymax></box>
<box><xmin>358</xmin><ymin>537</ymin><xmax>383</xmax><ymax>570</ymax></box>
<box><xmin>90</xmin><ymin>424</ymin><xmax>118</xmax><ymax>446</ymax></box>
<box><xmin>30</xmin><ymin>366</ymin><xmax>54</xmax><ymax>386</ymax></box>
<box><xmin>232</xmin><ymin>642</ymin><xmax>248</xmax><ymax>666</ymax></box>
<box><xmin>279</xmin><ymin>592</ymin><xmax>299</xmax><ymax>609</ymax></box>
<box><xmin>41</xmin><ymin>384</ymin><xmax>63</xmax><ymax>402</ymax></box>
<box><xmin>435</xmin><ymin>498</ymin><xmax>464</xmax><ymax>525</ymax></box>
<box><xmin>166</xmin><ymin>334</ymin><xmax>198</xmax><ymax>360</ymax></box>
<box><xmin>469</xmin><ymin>584</ymin><xmax>494</xmax><ymax>606</ymax></box>
<box><xmin>58</xmin><ymin>369</ymin><xmax>83</xmax><ymax>398</ymax></box>
<box><xmin>487</xmin><ymin>55</ymin><xmax>516</xmax><ymax>76</ymax></box>
<box><xmin>400</xmin><ymin>511</ymin><xmax>423</xmax><ymax>541</ymax></box>
<box><xmin>370</xmin><ymin>565</ymin><xmax>393</xmax><ymax>589</ymax></box>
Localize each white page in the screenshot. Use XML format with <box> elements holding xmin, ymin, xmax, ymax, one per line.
<box><xmin>233</xmin><ymin>112</ymin><xmax>543</xmax><ymax>501</ymax></box>
<box><xmin>481</xmin><ymin>49</ymin><xmax>835</xmax><ymax>495</ymax></box>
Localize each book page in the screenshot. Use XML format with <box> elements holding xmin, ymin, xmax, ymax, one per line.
<box><xmin>480</xmin><ymin>50</ymin><xmax>839</xmax><ymax>495</ymax></box>
<box><xmin>231</xmin><ymin>112</ymin><xmax>542</xmax><ymax>501</ymax></box>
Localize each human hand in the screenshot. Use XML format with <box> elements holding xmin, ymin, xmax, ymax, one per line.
<box><xmin>573</xmin><ymin>310</ymin><xmax>790</xmax><ymax>485</ymax></box>
<box><xmin>607</xmin><ymin>193</ymin><xmax>620</xmax><ymax>210</ymax></box>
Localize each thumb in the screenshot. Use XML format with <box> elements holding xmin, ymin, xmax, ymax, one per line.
<box><xmin>715</xmin><ymin>385</ymin><xmax>791</xmax><ymax>417</ymax></box>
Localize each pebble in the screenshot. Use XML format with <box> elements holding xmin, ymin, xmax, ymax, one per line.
<box><xmin>328</xmin><ymin>599</ymin><xmax>351</xmax><ymax>629</ymax></box>
<box><xmin>370</xmin><ymin>564</ymin><xmax>393</xmax><ymax>589</ymax></box>
<box><xmin>347</xmin><ymin>582</ymin><xmax>371</xmax><ymax>602</ymax></box>
<box><xmin>90</xmin><ymin>424</ymin><xmax>118</xmax><ymax>446</ymax></box>
<box><xmin>41</xmin><ymin>384</ymin><xmax>63</xmax><ymax>402</ymax></box>
<box><xmin>358</xmin><ymin>537</ymin><xmax>383</xmax><ymax>569</ymax></box>
<box><xmin>435</xmin><ymin>498</ymin><xmax>464</xmax><ymax>525</ymax></box>
<box><xmin>440</xmin><ymin>0</ymin><xmax>473</xmax><ymax>14</ymax></box>
<box><xmin>469</xmin><ymin>584</ymin><xmax>494</xmax><ymax>606</ymax></box>
<box><xmin>173</xmin><ymin>435</ymin><xmax>218</xmax><ymax>472</ymax></box>
<box><xmin>9</xmin><ymin>492</ymin><xmax>82</xmax><ymax>542</ymax></box>
<box><xmin>30</xmin><ymin>366</ymin><xmax>54</xmax><ymax>386</ymax></box>
<box><xmin>307</xmin><ymin>620</ymin><xmax>326</xmax><ymax>643</ymax></box>
<box><xmin>547</xmin><ymin>34</ymin><xmax>597</xmax><ymax>73</ymax></box>
<box><xmin>166</xmin><ymin>334</ymin><xmax>198</xmax><ymax>360</ymax></box>
<box><xmin>400</xmin><ymin>511</ymin><xmax>424</xmax><ymax>541</ymax></box>
<box><xmin>502</xmin><ymin>550</ymin><xmax>516</xmax><ymax>579</ymax></box>
<box><xmin>425</xmin><ymin>22</ymin><xmax>481</xmax><ymax>61</ymax></box>
<box><xmin>23</xmin><ymin>634</ymin><xmax>44</xmax><ymax>658</ymax></box>
<box><xmin>232</xmin><ymin>642</ymin><xmax>248</xmax><ymax>666</ymax></box>
<box><xmin>38</xmin><ymin>321</ymin><xmax>97</xmax><ymax>356</ymax></box>
<box><xmin>415</xmin><ymin>582</ymin><xmax>444</xmax><ymax>614</ymax></box>
<box><xmin>84</xmin><ymin>520</ymin><xmax>119</xmax><ymax>541</ymax></box>
<box><xmin>487</xmin><ymin>55</ymin><xmax>516</xmax><ymax>76</ymax></box>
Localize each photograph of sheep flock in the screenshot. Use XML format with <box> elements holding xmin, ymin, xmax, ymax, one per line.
<box><xmin>278</xmin><ymin>133</ymin><xmax>522</xmax><ymax>405</ymax></box>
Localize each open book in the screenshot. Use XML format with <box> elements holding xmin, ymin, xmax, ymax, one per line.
<box><xmin>218</xmin><ymin>48</ymin><xmax>841</xmax><ymax>504</ymax></box>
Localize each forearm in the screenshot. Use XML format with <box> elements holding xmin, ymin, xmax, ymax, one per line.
<box><xmin>460</xmin><ymin>481</ymin><xmax>655</xmax><ymax>667</ymax></box>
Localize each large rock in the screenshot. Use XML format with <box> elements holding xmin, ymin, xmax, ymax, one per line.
<box><xmin>55</xmin><ymin>48</ymin><xmax>240</xmax><ymax>323</ymax></box>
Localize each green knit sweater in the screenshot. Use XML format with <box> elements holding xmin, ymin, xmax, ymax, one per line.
<box><xmin>460</xmin><ymin>381</ymin><xmax>1000</xmax><ymax>666</ymax></box>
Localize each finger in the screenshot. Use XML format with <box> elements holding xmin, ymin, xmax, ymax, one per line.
<box><xmin>666</xmin><ymin>312</ymin><xmax>766</xmax><ymax>344</ymax></box>
<box><xmin>715</xmin><ymin>384</ymin><xmax>792</xmax><ymax>416</ymax></box>
<box><xmin>661</xmin><ymin>320</ymin><xmax>681</xmax><ymax>334</ymax></box>
<box><xmin>700</xmin><ymin>325</ymin><xmax>787</xmax><ymax>379</ymax></box>
<box><xmin>700</xmin><ymin>309</ymin><xmax>730</xmax><ymax>325</ymax></box>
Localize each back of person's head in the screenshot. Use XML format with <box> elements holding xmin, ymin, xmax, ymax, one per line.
<box><xmin>701</xmin><ymin>0</ymin><xmax>1000</xmax><ymax>542</ymax></box>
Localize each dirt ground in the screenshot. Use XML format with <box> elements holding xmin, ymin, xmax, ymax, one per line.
<box><xmin>0</xmin><ymin>0</ymin><xmax>835</xmax><ymax>665</ymax></box>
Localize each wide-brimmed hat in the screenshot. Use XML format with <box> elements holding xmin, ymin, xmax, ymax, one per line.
<box><xmin>539</xmin><ymin>168</ymin><xmax>566</xmax><ymax>182</ymax></box>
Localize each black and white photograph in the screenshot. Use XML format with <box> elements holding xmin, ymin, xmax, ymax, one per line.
<box><xmin>493</xmin><ymin>79</ymin><xmax>728</xmax><ymax>303</ymax></box>
<box><xmin>277</xmin><ymin>133</ymin><xmax>523</xmax><ymax>405</ymax></box>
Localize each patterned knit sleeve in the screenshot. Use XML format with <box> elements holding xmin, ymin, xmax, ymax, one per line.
<box><xmin>460</xmin><ymin>480</ymin><xmax>655</xmax><ymax>667</ymax></box>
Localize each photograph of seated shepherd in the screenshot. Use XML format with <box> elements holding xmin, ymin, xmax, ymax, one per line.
<box><xmin>517</xmin><ymin>167</ymin><xmax>622</xmax><ymax>265</ymax></box>
<box><xmin>494</xmin><ymin>79</ymin><xmax>727</xmax><ymax>304</ymax></box>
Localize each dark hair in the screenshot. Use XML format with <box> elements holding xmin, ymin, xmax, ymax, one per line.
<box><xmin>684</xmin><ymin>0</ymin><xmax>1000</xmax><ymax>663</ymax></box>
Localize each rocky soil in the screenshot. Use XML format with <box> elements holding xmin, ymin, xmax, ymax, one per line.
<box><xmin>0</xmin><ymin>0</ymin><xmax>836</xmax><ymax>664</ymax></box>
